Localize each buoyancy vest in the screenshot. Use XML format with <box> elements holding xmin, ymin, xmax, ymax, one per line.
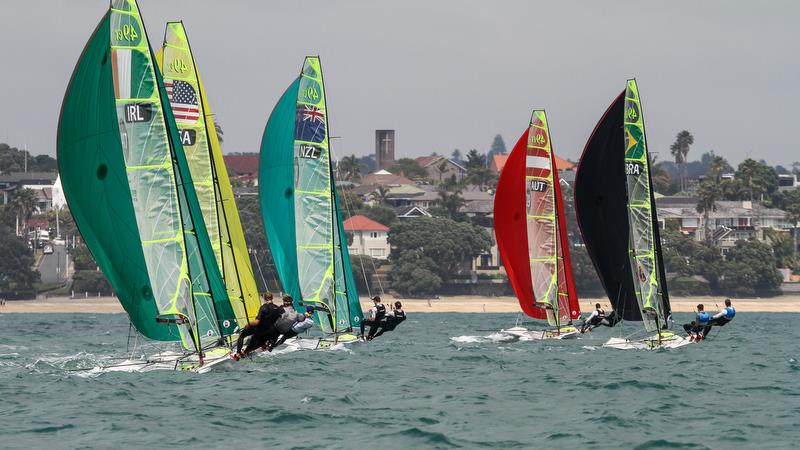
<box><xmin>597</xmin><ymin>309</ymin><xmax>606</xmax><ymax>319</ymax></box>
<box><xmin>374</xmin><ymin>304</ymin><xmax>386</xmax><ymax>320</ymax></box>
<box><xmin>697</xmin><ymin>311</ymin><xmax>710</xmax><ymax>325</ymax></box>
<box><xmin>724</xmin><ymin>306</ymin><xmax>736</xmax><ymax>319</ymax></box>
<box><xmin>392</xmin><ymin>309</ymin><xmax>406</xmax><ymax>322</ymax></box>
<box><xmin>274</xmin><ymin>307</ymin><xmax>298</xmax><ymax>333</ymax></box>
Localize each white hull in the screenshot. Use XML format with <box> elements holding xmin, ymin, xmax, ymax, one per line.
<box><xmin>603</xmin><ymin>333</ymin><xmax>692</xmax><ymax>350</ymax></box>
<box><xmin>92</xmin><ymin>347</ymin><xmax>233</xmax><ymax>374</ymax></box>
<box><xmin>501</xmin><ymin>326</ymin><xmax>579</xmax><ymax>341</ymax></box>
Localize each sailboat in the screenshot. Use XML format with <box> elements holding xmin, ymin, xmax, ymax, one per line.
<box><xmin>494</xmin><ymin>110</ymin><xmax>581</xmax><ymax>340</ymax></box>
<box><xmin>156</xmin><ymin>21</ymin><xmax>261</xmax><ymax>331</ymax></box>
<box><xmin>57</xmin><ymin>0</ymin><xmax>236</xmax><ymax>371</ymax></box>
<box><xmin>574</xmin><ymin>79</ymin><xmax>689</xmax><ymax>350</ymax></box>
<box><xmin>259</xmin><ymin>56</ymin><xmax>364</xmax><ymax>349</ymax></box>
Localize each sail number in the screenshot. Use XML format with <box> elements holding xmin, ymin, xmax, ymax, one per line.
<box><xmin>168</xmin><ymin>58</ymin><xmax>189</xmax><ymax>74</ymax></box>
<box><xmin>528</xmin><ymin>180</ymin><xmax>548</xmax><ymax>192</ymax></box>
<box><xmin>114</xmin><ymin>24</ymin><xmax>139</xmax><ymax>42</ymax></box>
<box><xmin>299</xmin><ymin>145</ymin><xmax>321</xmax><ymax>159</ymax></box>
<box><xmin>302</xmin><ymin>87</ymin><xmax>320</xmax><ymax>102</ymax></box>
<box><xmin>626</xmin><ymin>161</ymin><xmax>644</xmax><ymax>176</ymax></box>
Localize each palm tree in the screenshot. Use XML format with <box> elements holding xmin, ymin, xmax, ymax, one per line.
<box><xmin>435</xmin><ymin>183</ymin><xmax>465</xmax><ymax>220</ymax></box>
<box><xmin>9</xmin><ymin>188</ymin><xmax>39</xmax><ymax>235</ymax></box>
<box><xmin>465</xmin><ymin>165</ymin><xmax>495</xmax><ymax>191</ymax></box>
<box><xmin>436</xmin><ymin>160</ymin><xmax>449</xmax><ymax>183</ymax></box>
<box><xmin>214</xmin><ymin>121</ymin><xmax>224</xmax><ymax>143</ymax></box>
<box><xmin>338</xmin><ymin>154</ymin><xmax>362</xmax><ymax>182</ymax></box>
<box><xmin>670</xmin><ymin>130</ymin><xmax>694</xmax><ymax>191</ymax></box>
<box><xmin>370</xmin><ymin>186</ymin><xmax>390</xmax><ymax>205</ymax></box>
<box><xmin>695</xmin><ymin>155</ymin><xmax>726</xmax><ymax>243</ymax></box>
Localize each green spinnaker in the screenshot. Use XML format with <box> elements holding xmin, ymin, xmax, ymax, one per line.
<box><xmin>57</xmin><ymin>0</ymin><xmax>234</xmax><ymax>351</ymax></box>
<box><xmin>623</xmin><ymin>79</ymin><xmax>669</xmax><ymax>331</ymax></box>
<box><xmin>158</xmin><ymin>21</ymin><xmax>261</xmax><ymax>329</ymax></box>
<box><xmin>260</xmin><ymin>56</ymin><xmax>363</xmax><ymax>334</ymax></box>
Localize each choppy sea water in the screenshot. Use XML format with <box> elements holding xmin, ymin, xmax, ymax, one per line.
<box><xmin>0</xmin><ymin>312</ymin><xmax>798</xmax><ymax>449</ymax></box>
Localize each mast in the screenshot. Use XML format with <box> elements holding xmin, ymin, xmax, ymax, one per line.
<box><xmin>495</xmin><ymin>111</ymin><xmax>580</xmax><ymax>325</ymax></box>
<box><xmin>158</xmin><ymin>22</ymin><xmax>261</xmax><ymax>329</ymax></box>
<box><xmin>57</xmin><ymin>0</ymin><xmax>233</xmax><ymax>352</ymax></box>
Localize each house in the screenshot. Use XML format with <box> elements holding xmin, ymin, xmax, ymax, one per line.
<box><xmin>344</xmin><ymin>215</ymin><xmax>390</xmax><ymax>259</ymax></box>
<box><xmin>0</xmin><ymin>172</ymin><xmax>58</xmax><ymax>211</ymax></box>
<box><xmin>415</xmin><ymin>156</ymin><xmax>466</xmax><ymax>182</ymax></box>
<box><xmin>490</xmin><ymin>154</ymin><xmax>575</xmax><ymax>174</ymax></box>
<box><xmin>223</xmin><ymin>154</ymin><xmax>259</xmax><ymax>185</ymax></box>
<box><xmin>657</xmin><ymin>196</ymin><xmax>793</xmax><ymax>255</ymax></box>
<box><xmin>359</xmin><ymin>169</ymin><xmax>415</xmax><ymax>187</ymax></box>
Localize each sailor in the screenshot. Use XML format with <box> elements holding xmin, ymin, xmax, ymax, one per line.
<box><xmin>232</xmin><ymin>292</ymin><xmax>284</xmax><ymax>360</ymax></box>
<box><xmin>682</xmin><ymin>303</ymin><xmax>711</xmax><ymax>341</ymax></box>
<box><xmin>372</xmin><ymin>301</ymin><xmax>406</xmax><ymax>339</ymax></box>
<box><xmin>271</xmin><ymin>306</ymin><xmax>316</xmax><ymax>349</ymax></box>
<box><xmin>701</xmin><ymin>299</ymin><xmax>735</xmax><ymax>338</ymax></box>
<box><xmin>580</xmin><ymin>303</ymin><xmax>606</xmax><ymax>333</ymax></box>
<box><xmin>360</xmin><ymin>295</ymin><xmax>386</xmax><ymax>340</ymax></box>
<box><xmin>264</xmin><ymin>296</ymin><xmax>302</xmax><ymax>350</ymax></box>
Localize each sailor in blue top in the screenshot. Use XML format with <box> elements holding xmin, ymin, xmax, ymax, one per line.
<box><xmin>682</xmin><ymin>303</ymin><xmax>711</xmax><ymax>341</ymax></box>
<box><xmin>701</xmin><ymin>298</ymin><xmax>735</xmax><ymax>338</ymax></box>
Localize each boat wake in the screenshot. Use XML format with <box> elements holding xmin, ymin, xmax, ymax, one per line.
<box><xmin>450</xmin><ymin>333</ymin><xmax>519</xmax><ymax>344</ymax></box>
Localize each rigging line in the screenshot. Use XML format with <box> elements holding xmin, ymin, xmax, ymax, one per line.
<box><xmin>327</xmin><ymin>145</ymin><xmax>380</xmax><ymax>297</ymax></box>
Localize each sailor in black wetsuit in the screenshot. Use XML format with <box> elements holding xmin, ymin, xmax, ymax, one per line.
<box><xmin>580</xmin><ymin>303</ymin><xmax>606</xmax><ymax>333</ymax></box>
<box><xmin>232</xmin><ymin>293</ymin><xmax>284</xmax><ymax>360</ymax></box>
<box><xmin>682</xmin><ymin>303</ymin><xmax>711</xmax><ymax>342</ymax></box>
<box><xmin>360</xmin><ymin>296</ymin><xmax>386</xmax><ymax>341</ymax></box>
<box><xmin>373</xmin><ymin>301</ymin><xmax>406</xmax><ymax>339</ymax></box>
<box><xmin>701</xmin><ymin>298</ymin><xmax>736</xmax><ymax>338</ymax></box>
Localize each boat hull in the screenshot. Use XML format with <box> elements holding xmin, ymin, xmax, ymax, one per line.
<box><xmin>501</xmin><ymin>326</ymin><xmax>579</xmax><ymax>340</ymax></box>
<box><xmin>603</xmin><ymin>332</ymin><xmax>691</xmax><ymax>350</ymax></box>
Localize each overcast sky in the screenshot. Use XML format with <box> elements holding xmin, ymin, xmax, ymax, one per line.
<box><xmin>1</xmin><ymin>0</ymin><xmax>798</xmax><ymax>167</ymax></box>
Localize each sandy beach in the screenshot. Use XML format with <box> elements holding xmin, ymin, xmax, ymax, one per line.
<box><xmin>1</xmin><ymin>294</ymin><xmax>799</xmax><ymax>314</ymax></box>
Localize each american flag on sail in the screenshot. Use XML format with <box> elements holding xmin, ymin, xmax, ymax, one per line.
<box><xmin>526</xmin><ymin>147</ymin><xmax>551</xmax><ymax>178</ymax></box>
<box><xmin>165</xmin><ymin>79</ymin><xmax>200</xmax><ymax>124</ymax></box>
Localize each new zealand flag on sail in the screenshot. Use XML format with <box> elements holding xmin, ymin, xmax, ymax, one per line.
<box><xmin>295</xmin><ymin>104</ymin><xmax>326</xmax><ymax>143</ymax></box>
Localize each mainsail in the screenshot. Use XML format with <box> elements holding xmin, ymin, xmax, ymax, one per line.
<box><xmin>574</xmin><ymin>80</ymin><xmax>671</xmax><ymax>331</ymax></box>
<box><xmin>259</xmin><ymin>56</ymin><xmax>363</xmax><ymax>334</ymax></box>
<box><xmin>157</xmin><ymin>21</ymin><xmax>261</xmax><ymax>329</ymax></box>
<box><xmin>495</xmin><ymin>111</ymin><xmax>580</xmax><ymax>327</ymax></box>
<box><xmin>57</xmin><ymin>0</ymin><xmax>235</xmax><ymax>353</ymax></box>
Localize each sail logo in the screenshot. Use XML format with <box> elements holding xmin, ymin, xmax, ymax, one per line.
<box><xmin>124</xmin><ymin>103</ymin><xmax>152</xmax><ymax>123</ymax></box>
<box><xmin>178</xmin><ymin>129</ymin><xmax>196</xmax><ymax>146</ymax></box>
<box><xmin>531</xmin><ymin>132</ymin><xmax>546</xmax><ymax>146</ymax></box>
<box><xmin>528</xmin><ymin>180</ymin><xmax>548</xmax><ymax>192</ymax></box>
<box><xmin>299</xmin><ymin>145</ymin><xmax>322</xmax><ymax>159</ymax></box>
<box><xmin>624</xmin><ymin>102</ymin><xmax>640</xmax><ymax>122</ymax></box>
<box><xmin>626</xmin><ymin>161</ymin><xmax>643</xmax><ymax>176</ymax></box>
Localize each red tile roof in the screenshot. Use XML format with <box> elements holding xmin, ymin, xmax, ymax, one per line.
<box><xmin>343</xmin><ymin>215</ymin><xmax>389</xmax><ymax>232</ymax></box>
<box><xmin>491</xmin><ymin>154</ymin><xmax>574</xmax><ymax>173</ymax></box>
<box><xmin>360</xmin><ymin>171</ymin><xmax>415</xmax><ymax>186</ymax></box>
<box><xmin>223</xmin><ymin>154</ymin><xmax>260</xmax><ymax>176</ymax></box>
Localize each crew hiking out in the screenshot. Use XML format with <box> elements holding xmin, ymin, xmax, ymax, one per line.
<box><xmin>232</xmin><ymin>293</ymin><xmax>283</xmax><ymax>360</ymax></box>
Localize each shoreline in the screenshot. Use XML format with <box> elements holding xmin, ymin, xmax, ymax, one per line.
<box><xmin>1</xmin><ymin>295</ymin><xmax>799</xmax><ymax>314</ymax></box>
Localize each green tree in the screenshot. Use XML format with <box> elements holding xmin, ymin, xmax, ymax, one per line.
<box><xmin>388</xmin><ymin>158</ymin><xmax>427</xmax><ymax>180</ymax></box>
<box><xmin>451</xmin><ymin>149</ymin><xmax>463</xmax><ymax>164</ymax></box>
<box><xmin>390</xmin><ymin>251</ymin><xmax>442</xmax><ymax>297</ymax></box>
<box><xmin>696</xmin><ymin>155</ymin><xmax>728</xmax><ymax>243</ymax></box>
<box><xmin>734</xmin><ymin>158</ymin><xmax>779</xmax><ymax>203</ymax></box>
<box><xmin>433</xmin><ymin>183</ymin><xmax>466</xmax><ymax>220</ymax></box>
<box><xmin>338</xmin><ymin>154</ymin><xmax>362</xmax><ymax>182</ymax></box>
<box><xmin>778</xmin><ymin>189</ymin><xmax>800</xmax><ymax>269</ymax></box>
<box><xmin>336</xmin><ymin>186</ymin><xmax>365</xmax><ymax>219</ymax></box>
<box><xmin>764</xmin><ymin>228</ymin><xmax>794</xmax><ymax>269</ymax></box>
<box><xmin>72</xmin><ymin>270</ymin><xmax>112</xmax><ymax>294</ymax></box>
<box><xmin>388</xmin><ymin>217</ymin><xmax>491</xmax><ymax>289</ymax></box>
<box><xmin>370</xmin><ymin>186</ymin><xmax>391</xmax><ymax>206</ymax></box>
<box><xmin>465</xmin><ymin>165</ymin><xmax>496</xmax><ymax>191</ymax></box>
<box><xmin>8</xmin><ymin>188</ymin><xmax>39</xmax><ymax>233</ymax></box>
<box><xmin>720</xmin><ymin>240</ymin><xmax>783</xmax><ymax>296</ymax></box>
<box><xmin>214</xmin><ymin>121</ymin><xmax>224</xmax><ymax>143</ymax></box>
<box><xmin>356</xmin><ymin>204</ymin><xmax>396</xmax><ymax>227</ymax></box>
<box><xmin>0</xmin><ymin>224</ymin><xmax>39</xmax><ymax>291</ymax></box>
<box><xmin>489</xmin><ymin>134</ymin><xmax>507</xmax><ymax>155</ymax></box>
<box><xmin>670</xmin><ymin>130</ymin><xmax>694</xmax><ymax>191</ymax></box>
<box><xmin>465</xmin><ymin>149</ymin><xmax>486</xmax><ymax>170</ymax></box>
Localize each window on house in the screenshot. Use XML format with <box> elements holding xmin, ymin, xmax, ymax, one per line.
<box><xmin>369</xmin><ymin>248</ymin><xmax>385</xmax><ymax>258</ymax></box>
<box><xmin>370</xmin><ymin>232</ymin><xmax>378</xmax><ymax>238</ymax></box>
